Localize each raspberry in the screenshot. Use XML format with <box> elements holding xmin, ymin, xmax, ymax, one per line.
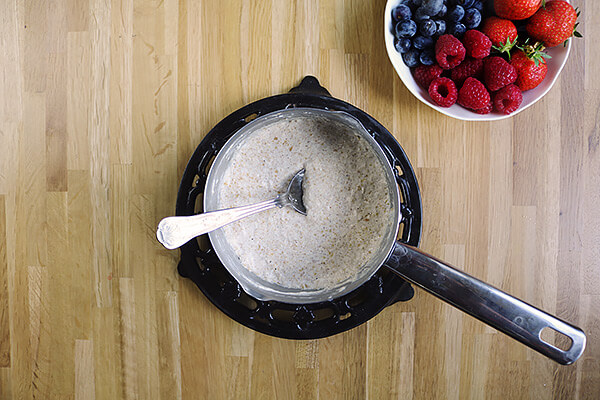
<box><xmin>435</xmin><ymin>34</ymin><xmax>466</xmax><ymax>70</ymax></box>
<box><xmin>450</xmin><ymin>58</ymin><xmax>484</xmax><ymax>87</ymax></box>
<box><xmin>483</xmin><ymin>56</ymin><xmax>517</xmax><ymax>91</ymax></box>
<box><xmin>462</xmin><ymin>29</ymin><xmax>492</xmax><ymax>59</ymax></box>
<box><xmin>413</xmin><ymin>65</ymin><xmax>443</xmax><ymax>89</ymax></box>
<box><xmin>458</xmin><ymin>77</ymin><xmax>490</xmax><ymax>110</ymax></box>
<box><xmin>428</xmin><ymin>77</ymin><xmax>458</xmax><ymax>107</ymax></box>
<box><xmin>473</xmin><ymin>101</ymin><xmax>492</xmax><ymax>114</ymax></box>
<box><xmin>493</xmin><ymin>84</ymin><xmax>523</xmax><ymax>115</ymax></box>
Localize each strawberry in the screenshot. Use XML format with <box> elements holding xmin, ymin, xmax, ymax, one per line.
<box><xmin>484</xmin><ymin>56</ymin><xmax>517</xmax><ymax>91</ymax></box>
<box><xmin>510</xmin><ymin>48</ymin><xmax>549</xmax><ymax>91</ymax></box>
<box><xmin>526</xmin><ymin>1</ymin><xmax>580</xmax><ymax>47</ymax></box>
<box><xmin>494</xmin><ymin>0</ymin><xmax>542</xmax><ymax>20</ymax></box>
<box><xmin>481</xmin><ymin>17</ymin><xmax>518</xmax><ymax>56</ymax></box>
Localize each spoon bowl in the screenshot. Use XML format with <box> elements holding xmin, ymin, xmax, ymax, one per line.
<box><xmin>284</xmin><ymin>168</ymin><xmax>306</xmax><ymax>215</ymax></box>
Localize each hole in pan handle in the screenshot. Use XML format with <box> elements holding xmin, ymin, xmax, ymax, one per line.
<box><xmin>384</xmin><ymin>242</ymin><xmax>586</xmax><ymax>365</ymax></box>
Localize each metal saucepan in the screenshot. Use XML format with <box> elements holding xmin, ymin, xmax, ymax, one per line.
<box><xmin>200</xmin><ymin>107</ymin><xmax>585</xmax><ymax>365</ymax></box>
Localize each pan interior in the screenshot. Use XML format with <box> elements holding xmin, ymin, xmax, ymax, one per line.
<box><xmin>204</xmin><ymin>108</ymin><xmax>400</xmax><ymax>304</ymax></box>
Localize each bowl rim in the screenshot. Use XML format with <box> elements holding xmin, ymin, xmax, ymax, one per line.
<box><xmin>383</xmin><ymin>0</ymin><xmax>572</xmax><ymax>122</ymax></box>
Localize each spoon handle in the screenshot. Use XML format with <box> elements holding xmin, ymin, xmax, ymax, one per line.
<box><xmin>156</xmin><ymin>198</ymin><xmax>279</xmax><ymax>249</ymax></box>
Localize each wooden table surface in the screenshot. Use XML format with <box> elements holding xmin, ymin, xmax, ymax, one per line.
<box><xmin>1</xmin><ymin>0</ymin><xmax>599</xmax><ymax>399</ymax></box>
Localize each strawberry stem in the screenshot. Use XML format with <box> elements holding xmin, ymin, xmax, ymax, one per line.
<box><xmin>516</xmin><ymin>40</ymin><xmax>551</xmax><ymax>67</ymax></box>
<box><xmin>492</xmin><ymin>37</ymin><xmax>518</xmax><ymax>60</ymax></box>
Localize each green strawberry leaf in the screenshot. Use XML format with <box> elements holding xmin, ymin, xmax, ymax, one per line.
<box><xmin>517</xmin><ymin>40</ymin><xmax>551</xmax><ymax>66</ymax></box>
<box><xmin>492</xmin><ymin>36</ymin><xmax>518</xmax><ymax>60</ymax></box>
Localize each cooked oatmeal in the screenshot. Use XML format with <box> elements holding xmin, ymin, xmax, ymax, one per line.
<box><xmin>215</xmin><ymin>115</ymin><xmax>394</xmax><ymax>290</ymax></box>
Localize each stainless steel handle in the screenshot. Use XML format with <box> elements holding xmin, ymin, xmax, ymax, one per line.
<box><xmin>156</xmin><ymin>199</ymin><xmax>279</xmax><ymax>249</ymax></box>
<box><xmin>384</xmin><ymin>242</ymin><xmax>586</xmax><ymax>365</ymax></box>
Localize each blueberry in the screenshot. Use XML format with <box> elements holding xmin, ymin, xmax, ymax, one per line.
<box><xmin>421</xmin><ymin>0</ymin><xmax>444</xmax><ymax>16</ymax></box>
<box><xmin>411</xmin><ymin>0</ymin><xmax>423</xmax><ymax>6</ymax></box>
<box><xmin>436</xmin><ymin>4</ymin><xmax>447</xmax><ymax>18</ymax></box>
<box><xmin>399</xmin><ymin>0</ymin><xmax>419</xmax><ymax>9</ymax></box>
<box><xmin>395</xmin><ymin>20</ymin><xmax>417</xmax><ymax>38</ymax></box>
<box><xmin>463</xmin><ymin>8</ymin><xmax>481</xmax><ymax>29</ymax></box>
<box><xmin>413</xmin><ymin>35</ymin><xmax>434</xmax><ymax>50</ymax></box>
<box><xmin>435</xmin><ymin>19</ymin><xmax>446</xmax><ymax>36</ymax></box>
<box><xmin>402</xmin><ymin>49</ymin><xmax>421</xmax><ymax>67</ymax></box>
<box><xmin>419</xmin><ymin>19</ymin><xmax>437</xmax><ymax>37</ymax></box>
<box><xmin>419</xmin><ymin>50</ymin><xmax>436</xmax><ymax>66</ymax></box>
<box><xmin>449</xmin><ymin>22</ymin><xmax>466</xmax><ymax>37</ymax></box>
<box><xmin>482</xmin><ymin>0</ymin><xmax>495</xmax><ymax>17</ymax></box>
<box><xmin>471</xmin><ymin>0</ymin><xmax>484</xmax><ymax>12</ymax></box>
<box><xmin>414</xmin><ymin>7</ymin><xmax>431</xmax><ymax>22</ymax></box>
<box><xmin>394</xmin><ymin>37</ymin><xmax>412</xmax><ymax>53</ymax></box>
<box><xmin>392</xmin><ymin>5</ymin><xmax>412</xmax><ymax>22</ymax></box>
<box><xmin>447</xmin><ymin>5</ymin><xmax>465</xmax><ymax>22</ymax></box>
<box><xmin>456</xmin><ymin>0</ymin><xmax>475</xmax><ymax>7</ymax></box>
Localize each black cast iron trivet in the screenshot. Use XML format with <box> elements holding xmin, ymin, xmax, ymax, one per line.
<box><xmin>175</xmin><ymin>76</ymin><xmax>422</xmax><ymax>339</ymax></box>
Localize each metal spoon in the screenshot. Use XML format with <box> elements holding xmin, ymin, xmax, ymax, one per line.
<box><xmin>156</xmin><ymin>169</ymin><xmax>306</xmax><ymax>250</ymax></box>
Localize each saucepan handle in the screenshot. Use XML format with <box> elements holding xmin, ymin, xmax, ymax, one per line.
<box><xmin>384</xmin><ymin>242</ymin><xmax>586</xmax><ymax>365</ymax></box>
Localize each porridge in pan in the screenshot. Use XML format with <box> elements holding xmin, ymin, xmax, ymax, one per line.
<box><xmin>216</xmin><ymin>115</ymin><xmax>394</xmax><ymax>290</ymax></box>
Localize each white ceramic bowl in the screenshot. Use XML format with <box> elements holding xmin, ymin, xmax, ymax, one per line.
<box><xmin>384</xmin><ymin>0</ymin><xmax>571</xmax><ymax>121</ymax></box>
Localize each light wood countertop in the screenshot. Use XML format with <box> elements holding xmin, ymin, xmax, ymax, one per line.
<box><xmin>1</xmin><ymin>0</ymin><xmax>599</xmax><ymax>399</ymax></box>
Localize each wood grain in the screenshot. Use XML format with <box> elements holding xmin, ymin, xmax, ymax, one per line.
<box><xmin>0</xmin><ymin>195</ymin><xmax>9</xmax><ymax>367</ymax></box>
<box><xmin>0</xmin><ymin>0</ymin><xmax>599</xmax><ymax>398</ymax></box>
